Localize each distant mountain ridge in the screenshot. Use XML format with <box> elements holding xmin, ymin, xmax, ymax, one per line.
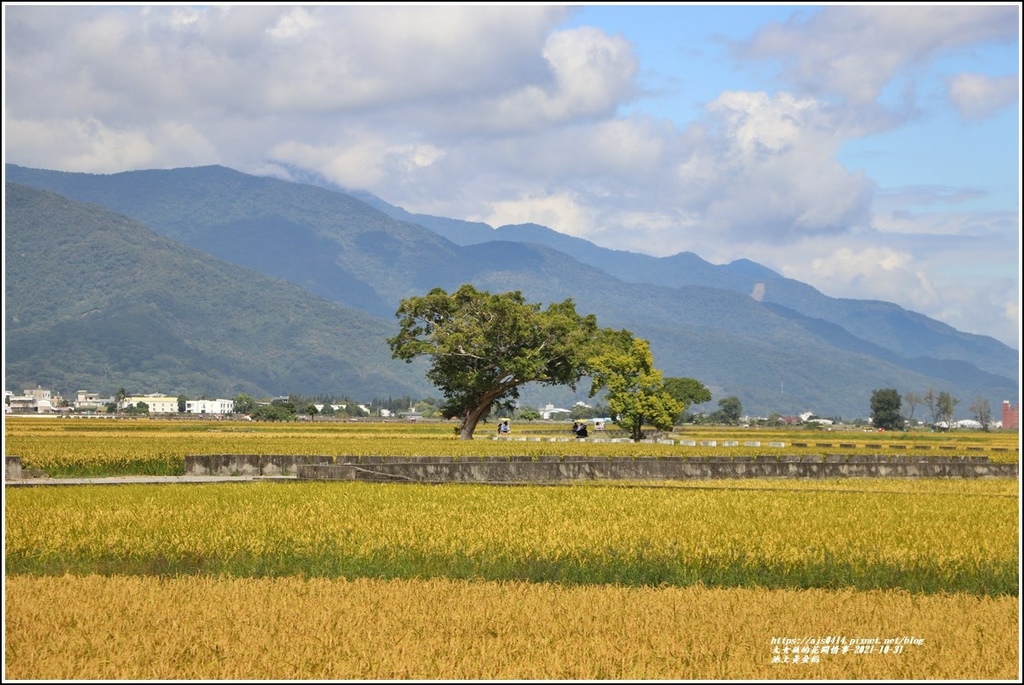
<box><xmin>5</xmin><ymin>182</ymin><xmax>434</xmax><ymax>400</ymax></box>
<box><xmin>5</xmin><ymin>163</ymin><xmax>1017</xmax><ymax>418</ymax></box>
<box><xmin>361</xmin><ymin>195</ymin><xmax>1015</xmax><ymax>377</ymax></box>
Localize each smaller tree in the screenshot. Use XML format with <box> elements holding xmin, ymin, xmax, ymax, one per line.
<box><xmin>663</xmin><ymin>377</ymin><xmax>712</xmax><ymax>424</ymax></box>
<box><xmin>232</xmin><ymin>393</ymin><xmax>256</xmax><ymax>415</ymax></box>
<box><xmin>923</xmin><ymin>388</ymin><xmax>938</xmax><ymax>425</ymax></box>
<box><xmin>517</xmin><ymin>407</ymin><xmax>541</xmax><ymax>421</ymax></box>
<box><xmin>177</xmin><ymin>394</ymin><xmax>189</xmax><ymax>413</ymax></box>
<box><xmin>937</xmin><ymin>391</ymin><xmax>959</xmax><ymax>426</ymax></box>
<box><xmin>250</xmin><ymin>403</ymin><xmax>296</xmax><ymax>422</ymax></box>
<box><xmin>588</xmin><ymin>333</ymin><xmax>683</xmax><ymax>442</ymax></box>
<box><xmin>968</xmin><ymin>397</ymin><xmax>992</xmax><ymax>431</ymax></box>
<box><xmin>716</xmin><ymin>396</ymin><xmax>743</xmax><ymax>425</ymax></box>
<box><xmin>304</xmin><ymin>403</ymin><xmax>320</xmax><ymax>421</ymax></box>
<box><xmin>870</xmin><ymin>388</ymin><xmax>904</xmax><ymax>431</ymax></box>
<box><xmin>903</xmin><ymin>391</ymin><xmax>921</xmax><ymax>424</ymax></box>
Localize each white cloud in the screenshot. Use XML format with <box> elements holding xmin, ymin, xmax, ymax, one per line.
<box><xmin>5</xmin><ymin>117</ymin><xmax>215</xmax><ymax>172</ymax></box>
<box><xmin>676</xmin><ymin>91</ymin><xmax>875</xmax><ymax>241</ymax></box>
<box><xmin>266</xmin><ymin>7</ymin><xmax>318</xmax><ymax>40</ymax></box>
<box><xmin>947</xmin><ymin>73</ymin><xmax>1019</xmax><ymax>119</ymax></box>
<box><xmin>737</xmin><ymin>5</ymin><xmax>1018</xmax><ymax>104</ymax></box>
<box><xmin>483</xmin><ymin>27</ymin><xmax>638</xmax><ymax>130</ymax></box>
<box><xmin>2</xmin><ymin>4</ymin><xmax>1017</xmax><ymax>346</ymax></box>
<box><xmin>476</xmin><ymin>190</ymin><xmax>593</xmax><ymax>236</ymax></box>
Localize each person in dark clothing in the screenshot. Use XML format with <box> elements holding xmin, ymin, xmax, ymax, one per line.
<box><xmin>575</xmin><ymin>422</ymin><xmax>588</xmax><ymax>438</ymax></box>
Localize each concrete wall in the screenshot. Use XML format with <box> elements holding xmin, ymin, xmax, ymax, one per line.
<box><xmin>296</xmin><ymin>454</ymin><xmax>1018</xmax><ymax>483</ymax></box>
<box><xmin>6</xmin><ymin>453</ymin><xmax>1017</xmax><ymax>482</ymax></box>
<box><xmin>6</xmin><ymin>455</ymin><xmax>23</xmax><ymax>481</ymax></box>
<box><xmin>184</xmin><ymin>454</ymin><xmax>333</xmax><ymax>477</ymax></box>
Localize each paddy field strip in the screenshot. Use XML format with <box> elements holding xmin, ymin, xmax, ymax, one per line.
<box><xmin>4</xmin><ymin>416</ymin><xmax>1019</xmax><ymax>477</ymax></box>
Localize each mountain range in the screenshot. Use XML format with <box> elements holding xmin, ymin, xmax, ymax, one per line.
<box><xmin>5</xmin><ymin>163</ymin><xmax>1018</xmax><ymax>420</ymax></box>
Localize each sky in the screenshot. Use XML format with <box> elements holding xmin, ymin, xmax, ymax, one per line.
<box><xmin>3</xmin><ymin>3</ymin><xmax>1021</xmax><ymax>349</ymax></box>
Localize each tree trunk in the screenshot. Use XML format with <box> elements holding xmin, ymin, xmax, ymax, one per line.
<box><xmin>457</xmin><ymin>389</ymin><xmax>506</xmax><ymax>439</ymax></box>
<box><xmin>631</xmin><ymin>415</ymin><xmax>644</xmax><ymax>442</ymax></box>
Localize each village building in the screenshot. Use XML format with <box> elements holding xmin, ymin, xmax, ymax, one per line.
<box><xmin>123</xmin><ymin>394</ymin><xmax>181</xmax><ymax>414</ymax></box>
<box><xmin>185</xmin><ymin>398</ymin><xmax>235</xmax><ymax>415</ymax></box>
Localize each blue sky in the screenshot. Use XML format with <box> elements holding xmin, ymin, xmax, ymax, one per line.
<box><xmin>3</xmin><ymin>3</ymin><xmax>1020</xmax><ymax>348</ymax></box>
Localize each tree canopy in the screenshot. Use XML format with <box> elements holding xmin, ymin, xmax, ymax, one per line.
<box><xmin>388</xmin><ymin>284</ymin><xmax>599</xmax><ymax>439</ymax></box>
<box><xmin>588</xmin><ymin>331</ymin><xmax>684</xmax><ymax>441</ymax></box>
<box><xmin>870</xmin><ymin>388</ymin><xmax>904</xmax><ymax>431</ymax></box>
<box><xmin>716</xmin><ymin>396</ymin><xmax>743</xmax><ymax>425</ymax></box>
<box><xmin>663</xmin><ymin>377</ymin><xmax>712</xmax><ymax>421</ymax></box>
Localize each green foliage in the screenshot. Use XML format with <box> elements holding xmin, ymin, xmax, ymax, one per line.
<box><xmin>717</xmin><ymin>396</ymin><xmax>743</xmax><ymax>425</ymax></box>
<box><xmin>588</xmin><ymin>333</ymin><xmax>683</xmax><ymax>441</ymax></box>
<box><xmin>389</xmin><ymin>284</ymin><xmax>599</xmax><ymax>439</ymax></box>
<box><xmin>232</xmin><ymin>393</ymin><xmax>257</xmax><ymax>415</ymax></box>
<box><xmin>969</xmin><ymin>397</ymin><xmax>992</xmax><ymax>430</ymax></box>
<box><xmin>517</xmin><ymin>407</ymin><xmax>541</xmax><ymax>421</ymax></box>
<box><xmin>663</xmin><ymin>377</ymin><xmax>711</xmax><ymax>422</ymax></box>
<box><xmin>870</xmin><ymin>388</ymin><xmax>904</xmax><ymax>431</ymax></box>
<box><xmin>250</xmin><ymin>403</ymin><xmax>297</xmax><ymax>422</ymax></box>
<box><xmin>937</xmin><ymin>391</ymin><xmax>959</xmax><ymax>425</ymax></box>
<box><xmin>4</xmin><ymin>182</ymin><xmax>433</xmax><ymax>401</ymax></box>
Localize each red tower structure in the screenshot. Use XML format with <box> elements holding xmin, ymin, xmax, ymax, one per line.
<box><xmin>1001</xmin><ymin>401</ymin><xmax>1018</xmax><ymax>430</ymax></box>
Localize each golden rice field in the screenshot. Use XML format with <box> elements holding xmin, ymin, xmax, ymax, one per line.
<box><xmin>5</xmin><ymin>575</ymin><xmax>1018</xmax><ymax>680</ymax></box>
<box><xmin>4</xmin><ymin>415</ymin><xmax>1019</xmax><ymax>477</ymax></box>
<box><xmin>4</xmin><ymin>417</ymin><xmax>1020</xmax><ymax>679</ymax></box>
<box><xmin>5</xmin><ymin>480</ymin><xmax>1019</xmax><ymax>594</ymax></box>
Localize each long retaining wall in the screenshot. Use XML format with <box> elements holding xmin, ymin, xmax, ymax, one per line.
<box><xmin>6</xmin><ymin>454</ymin><xmax>1016</xmax><ymax>483</ymax></box>
<box><xmin>294</xmin><ymin>455</ymin><xmax>1017</xmax><ymax>483</ymax></box>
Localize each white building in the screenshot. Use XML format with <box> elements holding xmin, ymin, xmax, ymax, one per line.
<box><xmin>185</xmin><ymin>398</ymin><xmax>235</xmax><ymax>415</ymax></box>
<box><xmin>124</xmin><ymin>395</ymin><xmax>180</xmax><ymax>414</ymax></box>
<box><xmin>540</xmin><ymin>403</ymin><xmax>572</xmax><ymax>420</ymax></box>
<box><xmin>7</xmin><ymin>386</ymin><xmax>55</xmax><ymax>413</ymax></box>
<box><xmin>75</xmin><ymin>391</ymin><xmax>113</xmax><ymax>411</ymax></box>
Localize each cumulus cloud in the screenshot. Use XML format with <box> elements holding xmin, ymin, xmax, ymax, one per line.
<box><xmin>477</xmin><ymin>190</ymin><xmax>594</xmax><ymax>235</ymax></box>
<box><xmin>736</xmin><ymin>5</ymin><xmax>1018</xmax><ymax>104</ymax></box>
<box><xmin>947</xmin><ymin>73</ymin><xmax>1019</xmax><ymax>119</ymax></box>
<box><xmin>2</xmin><ymin>4</ymin><xmax>1017</xmax><ymax>346</ymax></box>
<box><xmin>4</xmin><ymin>117</ymin><xmax>216</xmax><ymax>172</ymax></box>
<box><xmin>675</xmin><ymin>90</ymin><xmax>875</xmax><ymax>242</ymax></box>
<box><xmin>482</xmin><ymin>27</ymin><xmax>639</xmax><ymax>131</ymax></box>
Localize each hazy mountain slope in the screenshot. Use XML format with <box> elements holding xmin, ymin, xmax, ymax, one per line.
<box><xmin>6</xmin><ymin>165</ymin><xmax>1016</xmax><ymax>418</ymax></box>
<box><xmin>358</xmin><ymin>198</ymin><xmax>1017</xmax><ymax>377</ymax></box>
<box><xmin>6</xmin><ymin>164</ymin><xmax>463</xmax><ymax>318</ymax></box>
<box><xmin>5</xmin><ymin>182</ymin><xmax>432</xmax><ymax>399</ymax></box>
<box><xmin>456</xmin><ymin>245</ymin><xmax>1015</xmax><ymax>415</ymax></box>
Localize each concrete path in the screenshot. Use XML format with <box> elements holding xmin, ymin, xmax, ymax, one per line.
<box><xmin>4</xmin><ymin>475</ymin><xmax>296</xmax><ymax>487</ymax></box>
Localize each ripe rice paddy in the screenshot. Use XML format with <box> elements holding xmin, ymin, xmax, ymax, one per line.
<box><xmin>3</xmin><ymin>417</ymin><xmax>1020</xmax><ymax>680</ymax></box>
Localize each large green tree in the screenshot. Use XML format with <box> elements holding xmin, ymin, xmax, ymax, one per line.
<box><xmin>388</xmin><ymin>284</ymin><xmax>600</xmax><ymax>439</ymax></box>
<box><xmin>870</xmin><ymin>388</ymin><xmax>904</xmax><ymax>430</ymax></box>
<box><xmin>588</xmin><ymin>332</ymin><xmax>683</xmax><ymax>442</ymax></box>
